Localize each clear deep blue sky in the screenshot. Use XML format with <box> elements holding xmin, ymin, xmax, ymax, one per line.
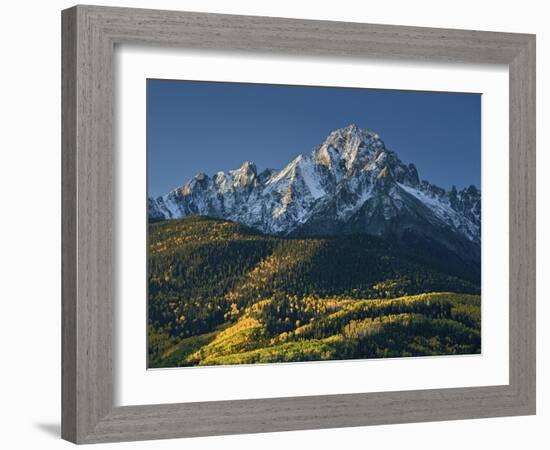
<box><xmin>147</xmin><ymin>79</ymin><xmax>481</xmax><ymax>198</ymax></box>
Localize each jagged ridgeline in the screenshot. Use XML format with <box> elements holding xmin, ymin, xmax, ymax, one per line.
<box><xmin>148</xmin><ymin>125</ymin><xmax>481</xmax><ymax>367</ymax></box>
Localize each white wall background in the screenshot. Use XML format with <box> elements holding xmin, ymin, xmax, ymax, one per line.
<box><xmin>0</xmin><ymin>1</ymin><xmax>546</xmax><ymax>448</ymax></box>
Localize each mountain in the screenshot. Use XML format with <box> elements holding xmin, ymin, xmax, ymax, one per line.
<box><xmin>149</xmin><ymin>124</ymin><xmax>480</xmax><ymax>262</ymax></box>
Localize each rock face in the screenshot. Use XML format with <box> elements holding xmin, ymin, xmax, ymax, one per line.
<box><xmin>149</xmin><ymin>124</ymin><xmax>481</xmax><ymax>262</ymax></box>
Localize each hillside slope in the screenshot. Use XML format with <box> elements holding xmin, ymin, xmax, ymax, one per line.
<box><xmin>152</xmin><ymin>292</ymin><xmax>480</xmax><ymax>367</ymax></box>
<box><xmin>148</xmin><ymin>216</ymin><xmax>481</xmax><ymax>367</ymax></box>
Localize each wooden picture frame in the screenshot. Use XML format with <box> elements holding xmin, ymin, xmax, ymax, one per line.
<box><xmin>62</xmin><ymin>5</ymin><xmax>536</xmax><ymax>444</ymax></box>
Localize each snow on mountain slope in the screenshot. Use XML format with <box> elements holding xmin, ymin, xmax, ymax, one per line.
<box><xmin>149</xmin><ymin>124</ymin><xmax>481</xmax><ymax>259</ymax></box>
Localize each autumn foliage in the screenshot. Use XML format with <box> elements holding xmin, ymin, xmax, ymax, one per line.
<box><xmin>148</xmin><ymin>216</ymin><xmax>481</xmax><ymax>367</ymax></box>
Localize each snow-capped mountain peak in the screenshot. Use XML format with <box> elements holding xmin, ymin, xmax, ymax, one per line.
<box><xmin>149</xmin><ymin>125</ymin><xmax>480</xmax><ymax>261</ymax></box>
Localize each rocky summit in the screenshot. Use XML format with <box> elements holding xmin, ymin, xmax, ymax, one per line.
<box><xmin>148</xmin><ymin>124</ymin><xmax>481</xmax><ymax>262</ymax></box>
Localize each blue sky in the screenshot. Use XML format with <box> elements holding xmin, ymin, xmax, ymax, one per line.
<box><xmin>147</xmin><ymin>79</ymin><xmax>481</xmax><ymax>198</ymax></box>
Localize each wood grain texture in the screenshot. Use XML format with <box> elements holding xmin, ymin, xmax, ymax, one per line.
<box><xmin>508</xmin><ymin>36</ymin><xmax>536</xmax><ymax>407</ymax></box>
<box><xmin>61</xmin><ymin>4</ymin><xmax>536</xmax><ymax>444</ymax></box>
<box><xmin>61</xmin><ymin>7</ymin><xmax>77</xmax><ymax>443</ymax></box>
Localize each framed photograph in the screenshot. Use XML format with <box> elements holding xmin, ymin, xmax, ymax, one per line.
<box><xmin>62</xmin><ymin>5</ymin><xmax>536</xmax><ymax>444</ymax></box>
<box><xmin>146</xmin><ymin>80</ymin><xmax>486</xmax><ymax>369</ymax></box>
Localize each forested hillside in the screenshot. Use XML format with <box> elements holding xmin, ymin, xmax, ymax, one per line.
<box><xmin>148</xmin><ymin>216</ymin><xmax>481</xmax><ymax>367</ymax></box>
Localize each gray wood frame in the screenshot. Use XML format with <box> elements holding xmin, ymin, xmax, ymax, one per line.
<box><xmin>62</xmin><ymin>4</ymin><xmax>536</xmax><ymax>444</ymax></box>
